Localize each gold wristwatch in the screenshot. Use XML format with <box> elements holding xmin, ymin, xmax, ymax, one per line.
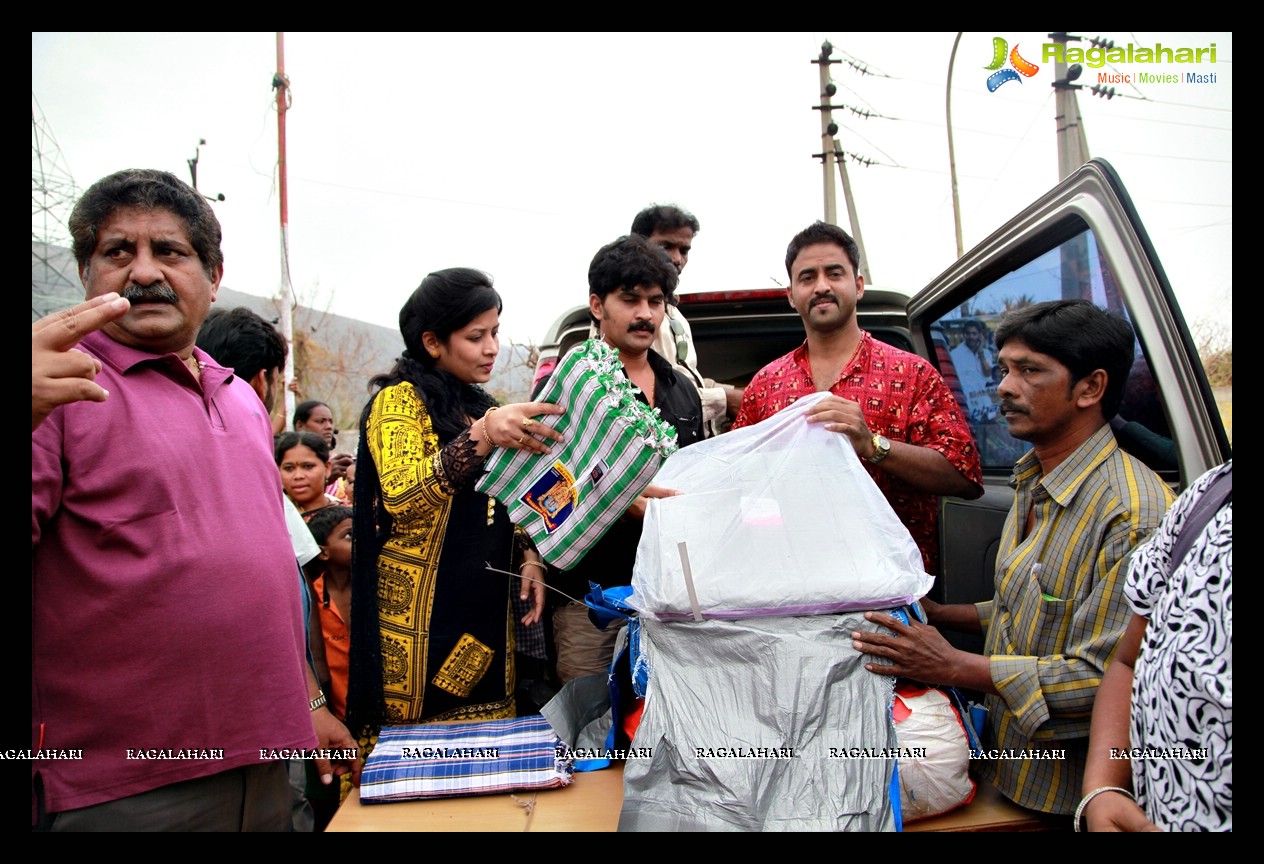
<box><xmin>866</xmin><ymin>434</ymin><xmax>891</xmax><ymax>464</ymax></box>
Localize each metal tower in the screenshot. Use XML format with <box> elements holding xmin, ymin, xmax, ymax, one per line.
<box><xmin>32</xmin><ymin>95</ymin><xmax>82</xmax><ymax>321</ymax></box>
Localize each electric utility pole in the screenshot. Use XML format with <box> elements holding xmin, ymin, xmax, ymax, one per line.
<box><xmin>273</xmin><ymin>32</ymin><xmax>296</xmax><ymax>428</ymax></box>
<box><xmin>811</xmin><ymin>41</ymin><xmax>872</xmax><ymax>282</ymax></box>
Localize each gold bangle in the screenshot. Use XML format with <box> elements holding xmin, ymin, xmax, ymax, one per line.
<box><xmin>480</xmin><ymin>406</ymin><xmax>498</xmax><ymax>447</ymax></box>
<box><xmin>519</xmin><ymin>561</ymin><xmax>547</xmax><ymax>573</ymax></box>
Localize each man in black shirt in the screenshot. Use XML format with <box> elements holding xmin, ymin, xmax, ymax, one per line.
<box><xmin>539</xmin><ymin>235</ymin><xmax>703</xmax><ymax>682</ymax></box>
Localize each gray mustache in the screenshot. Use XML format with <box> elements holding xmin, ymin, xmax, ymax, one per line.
<box><xmin>122</xmin><ymin>284</ymin><xmax>179</xmax><ymax>304</ymax></box>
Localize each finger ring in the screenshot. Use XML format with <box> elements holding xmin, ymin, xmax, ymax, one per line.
<box><xmin>522</xmin><ymin>417</ymin><xmax>535</xmax><ymax>429</ymax></box>
<box><xmin>517</xmin><ymin>433</ymin><xmax>527</xmax><ymax>445</ymax></box>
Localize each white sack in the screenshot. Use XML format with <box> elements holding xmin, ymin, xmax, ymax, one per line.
<box><xmin>629</xmin><ymin>391</ymin><xmax>932</xmax><ymax>620</ymax></box>
<box><xmin>894</xmin><ymin>684</ymin><xmax>976</xmax><ymax>822</ymax></box>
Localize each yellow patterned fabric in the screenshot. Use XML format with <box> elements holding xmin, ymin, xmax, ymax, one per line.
<box><xmin>365</xmin><ymin>382</ymin><xmax>516</xmax><ymax>726</ymax></box>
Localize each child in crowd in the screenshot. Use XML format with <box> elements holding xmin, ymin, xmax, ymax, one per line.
<box><xmin>303</xmin><ymin>505</ymin><xmax>354</xmax><ymax>831</ymax></box>
<box><xmin>304</xmin><ymin>506</ymin><xmax>354</xmax><ymax>721</ymax></box>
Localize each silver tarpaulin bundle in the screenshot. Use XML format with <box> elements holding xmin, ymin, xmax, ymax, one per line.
<box><xmin>619</xmin><ymin>613</ymin><xmax>898</xmax><ymax>832</ymax></box>
<box><xmin>476</xmin><ymin>339</ymin><xmax>678</xmax><ymax>570</ymax></box>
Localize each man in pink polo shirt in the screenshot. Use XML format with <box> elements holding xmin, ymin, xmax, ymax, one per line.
<box><xmin>32</xmin><ymin>169</ymin><xmax>322</xmax><ymax>830</ymax></box>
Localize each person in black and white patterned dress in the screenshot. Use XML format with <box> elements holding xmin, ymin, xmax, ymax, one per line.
<box><xmin>1081</xmin><ymin>460</ymin><xmax>1232</xmax><ymax>832</ymax></box>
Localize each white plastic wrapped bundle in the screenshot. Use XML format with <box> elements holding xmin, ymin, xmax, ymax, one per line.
<box><xmin>629</xmin><ymin>391</ymin><xmax>932</xmax><ymax>620</ymax></box>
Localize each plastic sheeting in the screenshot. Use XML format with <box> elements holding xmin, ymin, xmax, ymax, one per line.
<box><xmin>629</xmin><ymin>391</ymin><xmax>932</xmax><ymax>620</ymax></box>
<box><xmin>619</xmin><ymin>613</ymin><xmax>898</xmax><ymax>832</ymax></box>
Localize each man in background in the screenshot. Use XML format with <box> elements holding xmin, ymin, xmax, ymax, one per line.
<box><xmin>631</xmin><ymin>204</ymin><xmax>743</xmax><ymax>430</ymax></box>
<box><xmin>197</xmin><ymin>306</ymin><xmax>286</xmax><ymax>412</ymax></box>
<box><xmin>950</xmin><ymin>317</ymin><xmax>998</xmax><ymax>420</ymax></box>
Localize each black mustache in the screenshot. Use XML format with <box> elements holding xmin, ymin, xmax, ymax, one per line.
<box><xmin>627</xmin><ymin>322</ymin><xmax>655</xmax><ymax>333</ymax></box>
<box><xmin>811</xmin><ymin>294</ymin><xmax>839</xmax><ymax>305</ymax></box>
<box><xmin>122</xmin><ymin>284</ymin><xmax>179</xmax><ymax>304</ymax></box>
<box><xmin>999</xmin><ymin>400</ymin><xmax>1027</xmax><ymax>415</ymax></box>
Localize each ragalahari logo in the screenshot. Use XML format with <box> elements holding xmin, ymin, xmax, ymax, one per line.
<box><xmin>984</xmin><ymin>38</ymin><xmax>1039</xmax><ymax>92</ymax></box>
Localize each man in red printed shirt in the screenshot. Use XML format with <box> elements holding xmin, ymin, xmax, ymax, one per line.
<box><xmin>733</xmin><ymin>222</ymin><xmax>982</xmax><ymax>574</ymax></box>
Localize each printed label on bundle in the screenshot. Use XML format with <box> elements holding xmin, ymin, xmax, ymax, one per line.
<box><xmin>523</xmin><ymin>461</ymin><xmax>579</xmax><ymax>533</ymax></box>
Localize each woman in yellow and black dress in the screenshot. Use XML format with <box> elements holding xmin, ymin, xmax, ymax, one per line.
<box><xmin>345</xmin><ymin>268</ymin><xmax>563</xmax><ymax>744</ymax></box>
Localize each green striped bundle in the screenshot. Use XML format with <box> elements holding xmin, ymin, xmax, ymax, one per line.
<box><xmin>476</xmin><ymin>339</ymin><xmax>679</xmax><ymax>570</ymax></box>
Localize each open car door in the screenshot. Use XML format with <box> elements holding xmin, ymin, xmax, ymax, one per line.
<box><xmin>905</xmin><ymin>158</ymin><xmax>1230</xmax><ymax>629</ymax></box>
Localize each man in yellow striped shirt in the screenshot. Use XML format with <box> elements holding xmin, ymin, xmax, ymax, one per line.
<box><xmin>853</xmin><ymin>300</ymin><xmax>1174</xmax><ymax>816</ymax></box>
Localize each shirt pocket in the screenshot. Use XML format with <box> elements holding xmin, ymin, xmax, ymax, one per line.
<box><xmin>1002</xmin><ymin>561</ymin><xmax>1074</xmax><ymax>656</ymax></box>
<box><xmin>675</xmin><ymin>414</ymin><xmax>700</xmax><ymax>445</ymax></box>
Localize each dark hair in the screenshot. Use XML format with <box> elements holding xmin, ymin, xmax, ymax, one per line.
<box><xmin>994</xmin><ymin>300</ymin><xmax>1136</xmax><ymax>420</ymax></box>
<box><xmin>274</xmin><ymin>430</ymin><xmax>331</xmax><ymax>466</ymax></box>
<box><xmin>196</xmin><ymin>307</ymin><xmax>287</xmax><ymax>384</ymax></box>
<box><xmin>962</xmin><ymin>318</ymin><xmax>987</xmax><ymax>336</ymax></box>
<box><xmin>588</xmin><ymin>235</ymin><xmax>680</xmax><ymax>321</ymax></box>
<box><xmin>293</xmin><ymin>400</ymin><xmax>329</xmax><ymax>428</ymax></box>
<box><xmin>366</xmin><ymin>268</ymin><xmax>502</xmax><ymax>444</ymax></box>
<box><xmin>347</xmin><ymin>268</ymin><xmax>502</xmax><ymax>734</ymax></box>
<box><xmin>784</xmin><ymin>221</ymin><xmax>860</xmax><ymax>279</ymax></box>
<box><xmin>305</xmin><ymin>505</ymin><xmax>354</xmax><ymax>547</ymax></box>
<box><xmin>630</xmin><ymin>204</ymin><xmax>700</xmax><ymax>238</ymax></box>
<box><xmin>69</xmin><ymin>168</ymin><xmax>224</xmax><ymax>278</ymax></box>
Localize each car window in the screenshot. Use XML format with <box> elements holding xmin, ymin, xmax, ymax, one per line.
<box><xmin>930</xmin><ymin>226</ymin><xmax>1176</xmax><ymax>478</ymax></box>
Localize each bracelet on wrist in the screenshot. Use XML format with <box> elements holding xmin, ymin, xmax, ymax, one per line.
<box><xmin>1074</xmin><ymin>785</ymin><xmax>1134</xmax><ymax>832</ymax></box>
<box><xmin>309</xmin><ymin>691</ymin><xmax>328</xmax><ymax>712</ymax></box>
<box><xmin>480</xmin><ymin>406</ymin><xmax>499</xmax><ymax>447</ymax></box>
<box><xmin>519</xmin><ymin>561</ymin><xmax>547</xmax><ymax>573</ymax></box>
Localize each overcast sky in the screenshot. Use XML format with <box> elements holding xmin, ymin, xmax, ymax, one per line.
<box><xmin>33</xmin><ymin>31</ymin><xmax>1231</xmax><ymax>348</ymax></box>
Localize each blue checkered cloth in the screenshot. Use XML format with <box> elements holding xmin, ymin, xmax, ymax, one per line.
<box><xmin>360</xmin><ymin>715</ymin><xmax>574</xmax><ymax>802</ymax></box>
